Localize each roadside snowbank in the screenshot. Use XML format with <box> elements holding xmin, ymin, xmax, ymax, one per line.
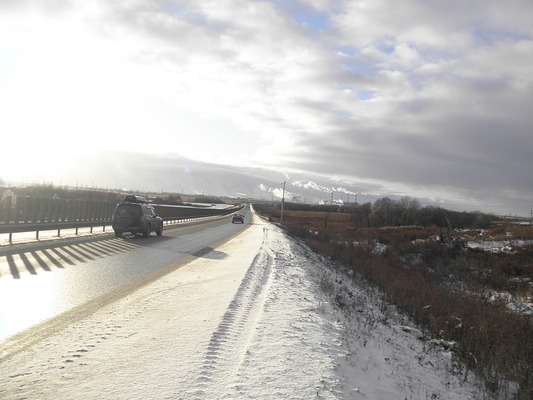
<box><xmin>1</xmin><ymin>214</ymin><xmax>483</xmax><ymax>399</ymax></box>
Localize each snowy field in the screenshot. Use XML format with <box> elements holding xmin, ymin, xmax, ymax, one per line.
<box><xmin>0</xmin><ymin>213</ymin><xmax>485</xmax><ymax>399</ymax></box>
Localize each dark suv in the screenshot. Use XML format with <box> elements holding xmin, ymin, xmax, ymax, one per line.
<box><xmin>112</xmin><ymin>195</ymin><xmax>163</xmax><ymax>238</ymax></box>
<box><xmin>232</xmin><ymin>213</ymin><xmax>245</xmax><ymax>223</ymax></box>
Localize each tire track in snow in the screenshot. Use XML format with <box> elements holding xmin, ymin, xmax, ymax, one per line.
<box><xmin>190</xmin><ymin>227</ymin><xmax>274</xmax><ymax>398</ymax></box>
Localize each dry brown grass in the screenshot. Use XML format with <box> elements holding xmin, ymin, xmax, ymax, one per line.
<box><xmin>255</xmin><ymin>204</ymin><xmax>533</xmax><ymax>399</ymax></box>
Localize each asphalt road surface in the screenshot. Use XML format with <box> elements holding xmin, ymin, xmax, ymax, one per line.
<box><xmin>0</xmin><ymin>208</ymin><xmax>250</xmax><ymax>343</ymax></box>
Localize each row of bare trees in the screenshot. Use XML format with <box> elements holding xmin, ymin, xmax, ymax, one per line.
<box><xmin>278</xmin><ymin>197</ymin><xmax>496</xmax><ymax>229</ymax></box>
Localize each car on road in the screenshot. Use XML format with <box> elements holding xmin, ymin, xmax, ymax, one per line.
<box><xmin>232</xmin><ymin>213</ymin><xmax>245</xmax><ymax>224</ymax></box>
<box><xmin>112</xmin><ymin>195</ymin><xmax>163</xmax><ymax>238</ymax></box>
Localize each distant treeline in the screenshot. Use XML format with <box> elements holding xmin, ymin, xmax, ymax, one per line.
<box><xmin>261</xmin><ymin>197</ymin><xmax>497</xmax><ymax>229</ymax></box>
<box><xmin>1</xmin><ymin>184</ymin><xmax>124</xmax><ymax>203</ymax></box>
<box><xmin>0</xmin><ymin>184</ymin><xmax>231</xmax><ymax>206</ymax></box>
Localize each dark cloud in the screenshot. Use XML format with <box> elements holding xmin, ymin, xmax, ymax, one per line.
<box><xmin>2</xmin><ymin>0</ymin><xmax>532</xmax><ymax>217</ymax></box>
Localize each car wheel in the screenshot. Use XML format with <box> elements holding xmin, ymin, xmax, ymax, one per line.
<box><xmin>143</xmin><ymin>224</ymin><xmax>150</xmax><ymax>238</ymax></box>
<box><xmin>114</xmin><ymin>230</ymin><xmax>123</xmax><ymax>238</ymax></box>
<box><xmin>156</xmin><ymin>225</ymin><xmax>163</xmax><ymax>236</ymax></box>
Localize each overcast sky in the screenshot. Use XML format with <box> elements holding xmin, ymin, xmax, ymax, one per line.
<box><xmin>1</xmin><ymin>0</ymin><xmax>532</xmax><ymax>216</ymax></box>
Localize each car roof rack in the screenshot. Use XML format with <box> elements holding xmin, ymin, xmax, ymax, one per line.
<box><xmin>123</xmin><ymin>195</ymin><xmax>148</xmax><ymax>203</ymax></box>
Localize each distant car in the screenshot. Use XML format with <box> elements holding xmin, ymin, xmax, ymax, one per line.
<box><xmin>112</xmin><ymin>195</ymin><xmax>163</xmax><ymax>238</ymax></box>
<box><xmin>232</xmin><ymin>213</ymin><xmax>245</xmax><ymax>224</ymax></box>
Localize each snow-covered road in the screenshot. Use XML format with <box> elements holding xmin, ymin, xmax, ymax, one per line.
<box><xmin>0</xmin><ymin>213</ymin><xmax>483</xmax><ymax>399</ymax></box>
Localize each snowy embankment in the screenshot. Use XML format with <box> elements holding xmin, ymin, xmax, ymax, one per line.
<box><xmin>1</xmin><ymin>214</ymin><xmax>483</xmax><ymax>399</ymax></box>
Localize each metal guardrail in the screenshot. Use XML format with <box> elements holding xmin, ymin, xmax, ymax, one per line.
<box><xmin>0</xmin><ymin>196</ymin><xmax>115</xmax><ymax>242</ymax></box>
<box><xmin>0</xmin><ymin>220</ymin><xmax>113</xmax><ymax>242</ymax></box>
<box><xmin>0</xmin><ymin>196</ymin><xmax>243</xmax><ymax>243</ymax></box>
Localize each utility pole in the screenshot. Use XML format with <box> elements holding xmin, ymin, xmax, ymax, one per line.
<box><xmin>281</xmin><ymin>181</ymin><xmax>286</xmax><ymax>222</ymax></box>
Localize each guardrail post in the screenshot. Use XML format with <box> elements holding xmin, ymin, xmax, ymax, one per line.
<box><xmin>72</xmin><ymin>199</ymin><xmax>78</xmax><ymax>222</ymax></box>
<box><xmin>5</xmin><ymin>196</ymin><xmax>12</xmax><ymax>224</ymax></box>
<box><xmin>67</xmin><ymin>201</ymin><xmax>71</xmax><ymax>221</ymax></box>
<box><xmin>14</xmin><ymin>197</ymin><xmax>21</xmax><ymax>224</ymax></box>
<box><xmin>47</xmin><ymin>198</ymin><xmax>53</xmax><ymax>222</ymax></box>
<box><xmin>26</xmin><ymin>197</ymin><xmax>37</xmax><ymax>223</ymax></box>
<box><xmin>86</xmin><ymin>201</ymin><xmax>92</xmax><ymax>221</ymax></box>
<box><xmin>24</xmin><ymin>197</ymin><xmax>32</xmax><ymax>223</ymax></box>
<box><xmin>38</xmin><ymin>198</ymin><xmax>46</xmax><ymax>224</ymax></box>
<box><xmin>51</xmin><ymin>198</ymin><xmax>58</xmax><ymax>222</ymax></box>
<box><xmin>82</xmin><ymin>200</ymin><xmax>88</xmax><ymax>222</ymax></box>
<box><xmin>88</xmin><ymin>200</ymin><xmax>93</xmax><ymax>221</ymax></box>
<box><xmin>60</xmin><ymin>199</ymin><xmax>67</xmax><ymax>222</ymax></box>
<box><xmin>73</xmin><ymin>199</ymin><xmax>78</xmax><ymax>222</ymax></box>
